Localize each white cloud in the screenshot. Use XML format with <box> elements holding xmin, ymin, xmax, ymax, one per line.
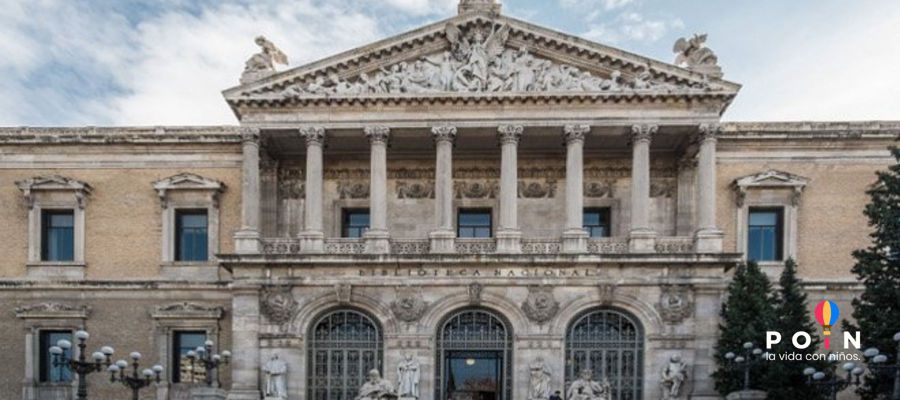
<box><xmin>560</xmin><ymin>0</ymin><xmax>634</xmax><ymax>11</ymax></box>
<box><xmin>583</xmin><ymin>12</ymin><xmax>683</xmax><ymax>44</ymax></box>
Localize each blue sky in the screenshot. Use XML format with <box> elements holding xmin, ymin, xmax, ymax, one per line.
<box><xmin>1</xmin><ymin>0</ymin><xmax>898</xmax><ymax>126</ymax></box>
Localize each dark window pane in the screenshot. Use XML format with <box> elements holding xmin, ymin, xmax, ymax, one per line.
<box><xmin>173</xmin><ymin>331</ymin><xmax>207</xmax><ymax>383</ymax></box>
<box><xmin>342</xmin><ymin>209</ymin><xmax>370</xmax><ymax>238</ymax></box>
<box><xmin>584</xmin><ymin>208</ymin><xmax>611</xmax><ymax>238</ymax></box>
<box><xmin>41</xmin><ymin>210</ymin><xmax>75</xmax><ymax>261</ymax></box>
<box><xmin>747</xmin><ymin>208</ymin><xmax>783</xmax><ymax>262</ymax></box>
<box><xmin>458</xmin><ymin>209</ymin><xmax>491</xmax><ymax>238</ymax></box>
<box><xmin>40</xmin><ymin>331</ymin><xmax>72</xmax><ymax>383</ymax></box>
<box><xmin>176</xmin><ymin>210</ymin><xmax>208</xmax><ymax>262</ymax></box>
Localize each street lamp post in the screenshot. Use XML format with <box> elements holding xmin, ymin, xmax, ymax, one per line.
<box><xmin>185</xmin><ymin>340</ymin><xmax>231</xmax><ymax>387</ymax></box>
<box><xmin>803</xmin><ymin>362</ymin><xmax>865</xmax><ymax>400</ymax></box>
<box><xmin>724</xmin><ymin>341</ymin><xmax>766</xmax><ymax>391</ymax></box>
<box><xmin>48</xmin><ymin>330</ymin><xmax>114</xmax><ymax>400</ymax></box>
<box><xmin>108</xmin><ymin>351</ymin><xmax>164</xmax><ymax>400</ymax></box>
<box><xmin>861</xmin><ymin>331</ymin><xmax>900</xmax><ymax>400</ymax></box>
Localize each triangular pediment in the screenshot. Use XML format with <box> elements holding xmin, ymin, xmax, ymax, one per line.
<box><xmin>223</xmin><ymin>12</ymin><xmax>740</xmax><ymax>110</ymax></box>
<box><xmin>733</xmin><ymin>170</ymin><xmax>809</xmax><ymax>189</ymax></box>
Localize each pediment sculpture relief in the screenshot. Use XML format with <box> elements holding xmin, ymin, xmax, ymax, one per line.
<box><xmin>279</xmin><ymin>22</ymin><xmax>690</xmax><ymax>99</ymax></box>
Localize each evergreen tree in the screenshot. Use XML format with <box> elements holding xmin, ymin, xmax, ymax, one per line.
<box><xmin>845</xmin><ymin>146</ymin><xmax>900</xmax><ymax>399</ymax></box>
<box><xmin>766</xmin><ymin>258</ymin><xmax>825</xmax><ymax>399</ymax></box>
<box><xmin>713</xmin><ymin>261</ymin><xmax>777</xmax><ymax>395</ymax></box>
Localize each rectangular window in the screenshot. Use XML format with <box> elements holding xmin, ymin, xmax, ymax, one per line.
<box><xmin>342</xmin><ymin>209</ymin><xmax>370</xmax><ymax>238</ymax></box>
<box><xmin>39</xmin><ymin>330</ymin><xmax>72</xmax><ymax>383</ymax></box>
<box><xmin>748</xmin><ymin>208</ymin><xmax>784</xmax><ymax>262</ymax></box>
<box><xmin>172</xmin><ymin>331</ymin><xmax>207</xmax><ymax>383</ymax></box>
<box><xmin>583</xmin><ymin>208</ymin><xmax>612</xmax><ymax>238</ymax></box>
<box><xmin>41</xmin><ymin>210</ymin><xmax>74</xmax><ymax>262</ymax></box>
<box><xmin>175</xmin><ymin>210</ymin><xmax>208</xmax><ymax>262</ymax></box>
<box><xmin>458</xmin><ymin>209</ymin><xmax>492</xmax><ymax>238</ymax></box>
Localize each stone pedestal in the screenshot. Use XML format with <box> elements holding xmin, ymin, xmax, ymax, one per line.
<box><xmin>364</xmin><ymin>229</ymin><xmax>391</xmax><ymax>254</ymax></box>
<box><xmin>726</xmin><ymin>390</ymin><xmax>767</xmax><ymax>400</ymax></box>
<box><xmin>629</xmin><ymin>229</ymin><xmax>658</xmax><ymax>253</ymax></box>
<box><xmin>429</xmin><ymin>230</ymin><xmax>456</xmax><ymax>254</ymax></box>
<box><xmin>193</xmin><ymin>387</ymin><xmax>228</xmax><ymax>400</ymax></box>
<box><xmin>562</xmin><ymin>229</ymin><xmax>588</xmax><ymax>253</ymax></box>
<box><xmin>496</xmin><ymin>230</ymin><xmax>522</xmax><ymax>254</ymax></box>
<box><xmin>233</xmin><ymin>229</ymin><xmax>260</xmax><ymax>254</ymax></box>
<box><xmin>298</xmin><ymin>231</ymin><xmax>324</xmax><ymax>253</ymax></box>
<box><xmin>694</xmin><ymin>228</ymin><xmax>724</xmax><ymax>253</ymax></box>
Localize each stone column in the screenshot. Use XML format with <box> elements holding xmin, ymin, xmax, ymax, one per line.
<box><xmin>234</xmin><ymin>128</ymin><xmax>261</xmax><ymax>254</ymax></box>
<box><xmin>298</xmin><ymin>127</ymin><xmax>325</xmax><ymax>253</ymax></box>
<box><xmin>629</xmin><ymin>124</ymin><xmax>658</xmax><ymax>252</ymax></box>
<box><xmin>430</xmin><ymin>125</ymin><xmax>457</xmax><ymax>253</ymax></box>
<box><xmin>227</xmin><ymin>286</ymin><xmax>261</xmax><ymax>400</ymax></box>
<box><xmin>694</xmin><ymin>123</ymin><xmax>724</xmax><ymax>252</ymax></box>
<box><xmin>563</xmin><ymin>124</ymin><xmax>590</xmax><ymax>253</ymax></box>
<box><xmin>364</xmin><ymin>126</ymin><xmax>391</xmax><ymax>254</ymax></box>
<box><xmin>496</xmin><ymin>125</ymin><xmax>523</xmax><ymax>253</ymax></box>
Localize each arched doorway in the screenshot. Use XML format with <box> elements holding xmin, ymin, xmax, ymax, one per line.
<box><xmin>307</xmin><ymin>309</ymin><xmax>383</xmax><ymax>400</ymax></box>
<box><xmin>435</xmin><ymin>308</ymin><xmax>513</xmax><ymax>400</ymax></box>
<box><xmin>565</xmin><ymin>308</ymin><xmax>644</xmax><ymax>400</ymax></box>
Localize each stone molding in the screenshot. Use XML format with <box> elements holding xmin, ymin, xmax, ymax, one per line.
<box><xmin>0</xmin><ymin>126</ymin><xmax>242</xmax><ymax>144</ymax></box>
<box><xmin>16</xmin><ymin>175</ymin><xmax>92</xmax><ymax>210</ymax></box>
<box><xmin>15</xmin><ymin>302</ymin><xmax>91</xmax><ymax>319</ymax></box>
<box><xmin>153</xmin><ymin>173</ymin><xmax>225</xmax><ymax>209</ymax></box>
<box><xmin>732</xmin><ymin>169</ymin><xmax>809</xmax><ymax>207</ymax></box>
<box><xmin>150</xmin><ymin>302</ymin><xmax>225</xmax><ymax>320</ymax></box>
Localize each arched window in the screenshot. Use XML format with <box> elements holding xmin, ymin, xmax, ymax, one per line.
<box><xmin>565</xmin><ymin>308</ymin><xmax>644</xmax><ymax>400</ymax></box>
<box><xmin>435</xmin><ymin>308</ymin><xmax>513</xmax><ymax>400</ymax></box>
<box><xmin>308</xmin><ymin>309</ymin><xmax>383</xmax><ymax>400</ymax></box>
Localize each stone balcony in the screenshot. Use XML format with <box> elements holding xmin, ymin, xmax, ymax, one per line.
<box><xmin>257</xmin><ymin>236</ymin><xmax>698</xmax><ymax>256</ymax></box>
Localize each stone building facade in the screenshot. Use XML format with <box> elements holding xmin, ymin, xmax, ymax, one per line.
<box><xmin>1</xmin><ymin>1</ymin><xmax>897</xmax><ymax>399</ymax></box>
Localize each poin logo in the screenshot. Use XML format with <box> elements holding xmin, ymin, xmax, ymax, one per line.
<box><xmin>766</xmin><ymin>300</ymin><xmax>861</xmax><ymax>350</ymax></box>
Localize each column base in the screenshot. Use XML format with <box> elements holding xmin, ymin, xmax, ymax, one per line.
<box><xmin>193</xmin><ymin>387</ymin><xmax>229</xmax><ymax>400</ymax></box>
<box><xmin>297</xmin><ymin>231</ymin><xmax>324</xmax><ymax>253</ymax></box>
<box><xmin>694</xmin><ymin>228</ymin><xmax>724</xmax><ymax>253</ymax></box>
<box><xmin>496</xmin><ymin>230</ymin><xmax>522</xmax><ymax>254</ymax></box>
<box><xmin>726</xmin><ymin>390</ymin><xmax>767</xmax><ymax>400</ymax></box>
<box><xmin>562</xmin><ymin>229</ymin><xmax>589</xmax><ymax>254</ymax></box>
<box><xmin>429</xmin><ymin>230</ymin><xmax>456</xmax><ymax>254</ymax></box>
<box><xmin>628</xmin><ymin>229</ymin><xmax>658</xmax><ymax>253</ymax></box>
<box><xmin>233</xmin><ymin>229</ymin><xmax>260</xmax><ymax>254</ymax></box>
<box><xmin>364</xmin><ymin>229</ymin><xmax>390</xmax><ymax>254</ymax></box>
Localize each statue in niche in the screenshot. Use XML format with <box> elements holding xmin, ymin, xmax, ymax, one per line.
<box><xmin>567</xmin><ymin>369</ymin><xmax>611</xmax><ymax>400</ymax></box>
<box><xmin>356</xmin><ymin>369</ymin><xmax>397</xmax><ymax>400</ymax></box>
<box><xmin>527</xmin><ymin>358</ymin><xmax>553</xmax><ymax>400</ymax></box>
<box><xmin>660</xmin><ymin>355</ymin><xmax>688</xmax><ymax>400</ymax></box>
<box><xmin>262</xmin><ymin>354</ymin><xmax>288</xmax><ymax>399</ymax></box>
<box><xmin>396</xmin><ymin>354</ymin><xmax>420</xmax><ymax>399</ymax></box>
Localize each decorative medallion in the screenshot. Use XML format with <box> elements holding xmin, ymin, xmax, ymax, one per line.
<box><xmin>337</xmin><ymin>181</ymin><xmax>369</xmax><ymax>199</ymax></box>
<box><xmin>518</xmin><ymin>179</ymin><xmax>557</xmax><ymax>198</ymax></box>
<box><xmin>584</xmin><ymin>181</ymin><xmax>615</xmax><ymax>198</ymax></box>
<box><xmin>454</xmin><ymin>181</ymin><xmax>499</xmax><ymax>199</ymax></box>
<box><xmin>397</xmin><ymin>181</ymin><xmax>435</xmax><ymax>199</ymax></box>
<box><xmin>521</xmin><ymin>286</ymin><xmax>559</xmax><ymax>324</ymax></box>
<box><xmin>260</xmin><ymin>285</ymin><xmax>298</xmax><ymax>326</ymax></box>
<box><xmin>467</xmin><ymin>282</ymin><xmax>484</xmax><ymax>305</ymax></box>
<box><xmin>390</xmin><ymin>286</ymin><xmax>429</xmax><ymax>323</ymax></box>
<box><xmin>335</xmin><ymin>284</ymin><xmax>352</xmax><ymax>304</ymax></box>
<box><xmin>657</xmin><ymin>285</ymin><xmax>694</xmax><ymax>324</ymax></box>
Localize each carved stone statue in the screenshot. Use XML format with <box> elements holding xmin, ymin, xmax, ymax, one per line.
<box><xmin>262</xmin><ymin>355</ymin><xmax>287</xmax><ymax>399</ymax></box>
<box><xmin>567</xmin><ymin>369</ymin><xmax>611</xmax><ymax>400</ymax></box>
<box><xmin>356</xmin><ymin>369</ymin><xmax>398</xmax><ymax>400</ymax></box>
<box><xmin>673</xmin><ymin>34</ymin><xmax>722</xmax><ymax>78</ymax></box>
<box><xmin>527</xmin><ymin>358</ymin><xmax>553</xmax><ymax>400</ymax></box>
<box><xmin>242</xmin><ymin>36</ymin><xmax>288</xmax><ymax>83</ymax></box>
<box><xmin>396</xmin><ymin>354</ymin><xmax>420</xmax><ymax>399</ymax></box>
<box><xmin>660</xmin><ymin>355</ymin><xmax>687</xmax><ymax>400</ymax></box>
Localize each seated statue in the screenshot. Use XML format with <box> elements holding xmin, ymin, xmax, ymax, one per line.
<box><xmin>356</xmin><ymin>369</ymin><xmax>398</xmax><ymax>400</ymax></box>
<box><xmin>567</xmin><ymin>369</ymin><xmax>611</xmax><ymax>400</ymax></box>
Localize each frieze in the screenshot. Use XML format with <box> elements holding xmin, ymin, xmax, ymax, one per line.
<box><xmin>260</xmin><ymin>285</ymin><xmax>298</xmax><ymax>326</ymax></box>
<box><xmin>396</xmin><ymin>181</ymin><xmax>435</xmax><ymax>199</ymax></box>
<box><xmin>584</xmin><ymin>181</ymin><xmax>615</xmax><ymax>198</ymax></box>
<box><xmin>358</xmin><ymin>267</ymin><xmax>612</xmax><ymax>279</ymax></box>
<box><xmin>518</xmin><ymin>179</ymin><xmax>557</xmax><ymax>198</ymax></box>
<box><xmin>454</xmin><ymin>180</ymin><xmax>499</xmax><ymax>199</ymax></box>
<box><xmin>521</xmin><ymin>286</ymin><xmax>559</xmax><ymax>324</ymax></box>
<box><xmin>337</xmin><ymin>181</ymin><xmax>369</xmax><ymax>199</ymax></box>
<box><xmin>390</xmin><ymin>286</ymin><xmax>429</xmax><ymax>323</ymax></box>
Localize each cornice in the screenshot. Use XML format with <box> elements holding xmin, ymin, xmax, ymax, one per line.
<box><xmin>0</xmin><ymin>126</ymin><xmax>242</xmax><ymax>145</ymax></box>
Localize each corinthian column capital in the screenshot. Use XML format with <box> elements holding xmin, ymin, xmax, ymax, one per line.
<box><xmin>364</xmin><ymin>126</ymin><xmax>391</xmax><ymax>145</ymax></box>
<box><xmin>299</xmin><ymin>126</ymin><xmax>326</xmax><ymax>146</ymax></box>
<box><xmin>240</xmin><ymin>127</ymin><xmax>260</xmax><ymax>144</ymax></box>
<box><xmin>630</xmin><ymin>124</ymin><xmax>658</xmax><ymax>144</ymax></box>
<box><xmin>431</xmin><ymin>125</ymin><xmax>457</xmax><ymax>143</ymax></box>
<box><xmin>497</xmin><ymin>124</ymin><xmax>524</xmax><ymax>145</ymax></box>
<box><xmin>564</xmin><ymin>124</ymin><xmax>590</xmax><ymax>144</ymax></box>
<box><xmin>698</xmin><ymin>123</ymin><xmax>722</xmax><ymax>142</ymax></box>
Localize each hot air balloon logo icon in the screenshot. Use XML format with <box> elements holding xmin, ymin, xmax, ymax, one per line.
<box><xmin>814</xmin><ymin>300</ymin><xmax>840</xmax><ymax>349</ymax></box>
